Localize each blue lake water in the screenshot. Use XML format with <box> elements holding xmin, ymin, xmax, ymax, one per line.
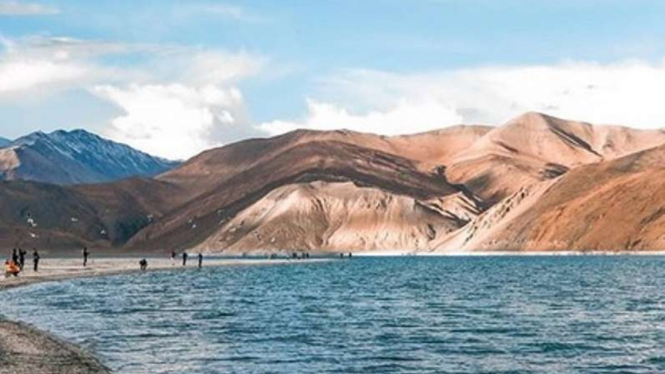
<box><xmin>4</xmin><ymin>256</ymin><xmax>665</xmax><ymax>373</ymax></box>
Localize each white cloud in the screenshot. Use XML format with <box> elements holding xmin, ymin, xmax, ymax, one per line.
<box><xmin>187</xmin><ymin>3</ymin><xmax>267</xmax><ymax>23</ymax></box>
<box><xmin>0</xmin><ymin>59</ymin><xmax>88</xmax><ymax>95</ymax></box>
<box><xmin>260</xmin><ymin>99</ymin><xmax>463</xmax><ymax>136</ymax></box>
<box><xmin>184</xmin><ymin>51</ymin><xmax>266</xmax><ymax>85</ymax></box>
<box><xmin>91</xmin><ymin>50</ymin><xmax>266</xmax><ymax>160</ymax></box>
<box><xmin>94</xmin><ymin>83</ymin><xmax>252</xmax><ymax>160</ymax></box>
<box><xmin>0</xmin><ymin>36</ymin><xmax>144</xmax><ymax>97</ymax></box>
<box><xmin>0</xmin><ymin>0</ymin><xmax>59</xmax><ymax>15</ymax></box>
<box><xmin>11</xmin><ymin>36</ymin><xmax>153</xmax><ymax>59</ymax></box>
<box><xmin>260</xmin><ymin>60</ymin><xmax>665</xmax><ymax>135</ymax></box>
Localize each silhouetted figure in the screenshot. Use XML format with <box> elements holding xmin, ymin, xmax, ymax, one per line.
<box><xmin>11</xmin><ymin>248</ymin><xmax>18</xmax><ymax>264</ymax></box>
<box><xmin>82</xmin><ymin>247</ymin><xmax>90</xmax><ymax>267</ymax></box>
<box><xmin>18</xmin><ymin>248</ymin><xmax>26</xmax><ymax>270</ymax></box>
<box><xmin>139</xmin><ymin>258</ymin><xmax>148</xmax><ymax>271</ymax></box>
<box><xmin>198</xmin><ymin>253</ymin><xmax>203</xmax><ymax>268</ymax></box>
<box><xmin>33</xmin><ymin>249</ymin><xmax>40</xmax><ymax>272</ymax></box>
<box><xmin>182</xmin><ymin>252</ymin><xmax>188</xmax><ymax>266</ymax></box>
<box><xmin>339</xmin><ymin>253</ymin><xmax>344</xmax><ymax>258</ymax></box>
<box><xmin>170</xmin><ymin>251</ymin><xmax>177</xmax><ymax>266</ymax></box>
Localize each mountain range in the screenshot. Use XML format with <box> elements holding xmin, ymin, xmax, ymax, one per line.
<box><xmin>0</xmin><ymin>130</ymin><xmax>178</xmax><ymax>185</ymax></box>
<box><xmin>3</xmin><ymin>112</ymin><xmax>665</xmax><ymax>254</ymax></box>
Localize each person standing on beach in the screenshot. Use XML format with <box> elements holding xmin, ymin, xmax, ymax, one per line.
<box><xmin>171</xmin><ymin>250</ymin><xmax>176</xmax><ymax>266</ymax></box>
<box><xmin>198</xmin><ymin>253</ymin><xmax>203</xmax><ymax>268</ymax></box>
<box><xmin>139</xmin><ymin>258</ymin><xmax>148</xmax><ymax>271</ymax></box>
<box><xmin>18</xmin><ymin>248</ymin><xmax>26</xmax><ymax>270</ymax></box>
<box><xmin>82</xmin><ymin>246</ymin><xmax>90</xmax><ymax>267</ymax></box>
<box><xmin>33</xmin><ymin>249</ymin><xmax>40</xmax><ymax>272</ymax></box>
<box><xmin>11</xmin><ymin>248</ymin><xmax>18</xmax><ymax>264</ymax></box>
<box><xmin>182</xmin><ymin>251</ymin><xmax>188</xmax><ymax>266</ymax></box>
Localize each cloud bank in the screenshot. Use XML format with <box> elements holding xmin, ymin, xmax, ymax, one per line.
<box><xmin>260</xmin><ymin>60</ymin><xmax>665</xmax><ymax>136</ymax></box>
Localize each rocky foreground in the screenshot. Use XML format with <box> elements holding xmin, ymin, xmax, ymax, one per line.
<box><xmin>0</xmin><ymin>320</ymin><xmax>109</xmax><ymax>374</ymax></box>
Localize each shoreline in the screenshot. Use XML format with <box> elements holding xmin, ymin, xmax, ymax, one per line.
<box><xmin>353</xmin><ymin>250</ymin><xmax>665</xmax><ymax>256</ymax></box>
<box><xmin>0</xmin><ymin>257</ymin><xmax>331</xmax><ymax>374</ymax></box>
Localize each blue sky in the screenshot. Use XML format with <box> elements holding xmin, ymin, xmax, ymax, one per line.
<box><xmin>2</xmin><ymin>0</ymin><xmax>665</xmax><ymax>159</ymax></box>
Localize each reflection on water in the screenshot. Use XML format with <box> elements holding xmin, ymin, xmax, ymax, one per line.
<box><xmin>4</xmin><ymin>256</ymin><xmax>665</xmax><ymax>373</ymax></box>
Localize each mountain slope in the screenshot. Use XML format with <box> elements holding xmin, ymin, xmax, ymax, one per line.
<box><xmin>0</xmin><ymin>130</ymin><xmax>179</xmax><ymax>185</ymax></box>
<box><xmin>192</xmin><ymin>181</ymin><xmax>481</xmax><ymax>253</ymax></box>
<box><xmin>444</xmin><ymin>112</ymin><xmax>665</xmax><ymax>204</ymax></box>
<box><xmin>0</xmin><ymin>178</ymin><xmax>184</xmax><ymax>253</ymax></box>
<box><xmin>0</xmin><ymin>137</ymin><xmax>10</xmax><ymax>148</ymax></box>
<box><xmin>447</xmin><ymin>144</ymin><xmax>665</xmax><ymax>252</ymax></box>
<box><xmin>131</xmin><ymin>135</ymin><xmax>480</xmax><ymax>252</ymax></box>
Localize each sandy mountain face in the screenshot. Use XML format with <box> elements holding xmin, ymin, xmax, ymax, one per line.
<box><xmin>0</xmin><ymin>130</ymin><xmax>179</xmax><ymax>185</ymax></box>
<box><xmin>3</xmin><ymin>112</ymin><xmax>665</xmax><ymax>254</ymax></box>
<box><xmin>130</xmin><ymin>136</ymin><xmax>475</xmax><ymax>252</ymax></box>
<box><xmin>446</xmin><ymin>144</ymin><xmax>665</xmax><ymax>252</ymax></box>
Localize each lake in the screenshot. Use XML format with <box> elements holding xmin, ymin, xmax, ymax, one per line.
<box><xmin>4</xmin><ymin>256</ymin><xmax>665</xmax><ymax>373</ymax></box>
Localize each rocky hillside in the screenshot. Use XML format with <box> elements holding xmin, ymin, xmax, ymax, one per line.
<box><xmin>0</xmin><ymin>178</ymin><xmax>184</xmax><ymax>253</ymax></box>
<box><xmin>443</xmin><ymin>144</ymin><xmax>665</xmax><ymax>252</ymax></box>
<box><xmin>0</xmin><ymin>130</ymin><xmax>179</xmax><ymax>185</ymax></box>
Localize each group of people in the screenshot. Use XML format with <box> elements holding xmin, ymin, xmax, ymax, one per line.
<box><xmin>5</xmin><ymin>244</ymin><xmax>209</xmax><ymax>277</ymax></box>
<box><xmin>138</xmin><ymin>251</ymin><xmax>204</xmax><ymax>272</ymax></box>
<box><xmin>4</xmin><ymin>246</ymin><xmax>90</xmax><ymax>278</ymax></box>
<box><xmin>170</xmin><ymin>250</ymin><xmax>203</xmax><ymax>268</ymax></box>
<box><xmin>4</xmin><ymin>248</ymin><xmax>40</xmax><ymax>277</ymax></box>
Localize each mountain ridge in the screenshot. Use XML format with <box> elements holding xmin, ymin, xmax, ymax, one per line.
<box><xmin>0</xmin><ymin>129</ymin><xmax>179</xmax><ymax>185</ymax></box>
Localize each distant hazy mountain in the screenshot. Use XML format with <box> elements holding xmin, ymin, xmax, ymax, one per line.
<box><xmin>0</xmin><ymin>129</ymin><xmax>179</xmax><ymax>185</ymax></box>
<box><xmin>0</xmin><ymin>137</ymin><xmax>10</xmax><ymax>148</ymax></box>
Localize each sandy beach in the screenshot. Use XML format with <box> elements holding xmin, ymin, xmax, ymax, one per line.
<box><xmin>0</xmin><ymin>256</ymin><xmax>328</xmax><ymax>374</ymax></box>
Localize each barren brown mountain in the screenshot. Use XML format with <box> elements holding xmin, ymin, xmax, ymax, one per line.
<box><xmin>445</xmin><ymin>143</ymin><xmax>665</xmax><ymax>252</ymax></box>
<box><xmin>445</xmin><ymin>112</ymin><xmax>665</xmax><ymax>204</ymax></box>
<box><xmin>129</xmin><ymin>135</ymin><xmax>480</xmax><ymax>252</ymax></box>
<box><xmin>3</xmin><ymin>112</ymin><xmax>665</xmax><ymax>254</ymax></box>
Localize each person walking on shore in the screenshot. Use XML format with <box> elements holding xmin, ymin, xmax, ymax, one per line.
<box><xmin>182</xmin><ymin>251</ymin><xmax>188</xmax><ymax>266</ymax></box>
<box><xmin>33</xmin><ymin>249</ymin><xmax>40</xmax><ymax>272</ymax></box>
<box><xmin>198</xmin><ymin>253</ymin><xmax>203</xmax><ymax>268</ymax></box>
<box><xmin>82</xmin><ymin>246</ymin><xmax>90</xmax><ymax>267</ymax></box>
<box><xmin>11</xmin><ymin>248</ymin><xmax>18</xmax><ymax>265</ymax></box>
<box><xmin>170</xmin><ymin>250</ymin><xmax>176</xmax><ymax>266</ymax></box>
<box><xmin>139</xmin><ymin>258</ymin><xmax>148</xmax><ymax>271</ymax></box>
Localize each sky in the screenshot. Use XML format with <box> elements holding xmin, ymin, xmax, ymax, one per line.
<box><xmin>2</xmin><ymin>0</ymin><xmax>665</xmax><ymax>159</ymax></box>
